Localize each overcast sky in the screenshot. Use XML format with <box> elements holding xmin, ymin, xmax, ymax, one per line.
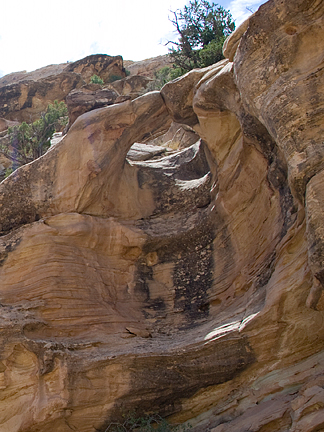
<box><xmin>0</xmin><ymin>0</ymin><xmax>267</xmax><ymax>77</ymax></box>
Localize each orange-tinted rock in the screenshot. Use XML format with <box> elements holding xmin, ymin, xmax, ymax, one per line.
<box><xmin>63</xmin><ymin>54</ymin><xmax>125</xmax><ymax>84</ymax></box>
<box><xmin>0</xmin><ymin>1</ymin><xmax>324</xmax><ymax>431</ymax></box>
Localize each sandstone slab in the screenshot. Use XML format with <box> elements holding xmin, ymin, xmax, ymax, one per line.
<box><xmin>0</xmin><ymin>1</ymin><xmax>323</xmax><ymax>431</ymax></box>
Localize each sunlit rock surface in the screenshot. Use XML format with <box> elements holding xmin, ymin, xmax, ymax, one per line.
<box><xmin>0</xmin><ymin>1</ymin><xmax>324</xmax><ymax>431</ymax></box>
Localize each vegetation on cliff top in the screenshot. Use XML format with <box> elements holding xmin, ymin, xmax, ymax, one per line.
<box><xmin>167</xmin><ymin>0</ymin><xmax>235</xmax><ymax>73</ymax></box>
<box><xmin>146</xmin><ymin>0</ymin><xmax>235</xmax><ymax>90</ymax></box>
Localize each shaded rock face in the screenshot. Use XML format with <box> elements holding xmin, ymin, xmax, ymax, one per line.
<box><xmin>147</xmin><ymin>121</ymin><xmax>201</xmax><ymax>150</ymax></box>
<box><xmin>65</xmin><ymin>84</ymin><xmax>119</xmax><ymax>129</ymax></box>
<box><xmin>0</xmin><ymin>117</ymin><xmax>18</xmax><ymax>132</ymax></box>
<box><xmin>65</xmin><ymin>76</ymin><xmax>153</xmax><ymax>129</ymax></box>
<box><xmin>109</xmin><ymin>75</ymin><xmax>152</xmax><ymax>99</ymax></box>
<box><xmin>0</xmin><ymin>2</ymin><xmax>324</xmax><ymax>432</ymax></box>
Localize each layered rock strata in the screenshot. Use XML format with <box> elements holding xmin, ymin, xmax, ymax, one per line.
<box><xmin>0</xmin><ymin>1</ymin><xmax>323</xmax><ymax>431</ymax></box>
<box><xmin>0</xmin><ymin>55</ymin><xmax>125</xmax><ymax>123</ymax></box>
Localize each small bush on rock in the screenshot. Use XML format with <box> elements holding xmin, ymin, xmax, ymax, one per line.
<box><xmin>108</xmin><ymin>74</ymin><xmax>124</xmax><ymax>83</ymax></box>
<box><xmin>90</xmin><ymin>74</ymin><xmax>104</xmax><ymax>85</ymax></box>
<box><xmin>105</xmin><ymin>412</ymin><xmax>191</xmax><ymax>432</ymax></box>
<box><xmin>145</xmin><ymin>66</ymin><xmax>184</xmax><ymax>92</ymax></box>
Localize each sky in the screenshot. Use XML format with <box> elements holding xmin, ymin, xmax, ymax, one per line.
<box><xmin>0</xmin><ymin>0</ymin><xmax>267</xmax><ymax>78</ymax></box>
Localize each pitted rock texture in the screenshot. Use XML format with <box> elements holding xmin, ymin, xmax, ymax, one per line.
<box><xmin>0</xmin><ymin>1</ymin><xmax>324</xmax><ymax>431</ymax></box>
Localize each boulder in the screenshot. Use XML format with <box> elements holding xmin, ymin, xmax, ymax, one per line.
<box><xmin>126</xmin><ymin>142</ymin><xmax>167</xmax><ymax>161</ymax></box>
<box><xmin>109</xmin><ymin>75</ymin><xmax>152</xmax><ymax>99</ymax></box>
<box><xmin>63</xmin><ymin>54</ymin><xmax>126</xmax><ymax>84</ymax></box>
<box><xmin>65</xmin><ymin>84</ymin><xmax>119</xmax><ymax>128</ymax></box>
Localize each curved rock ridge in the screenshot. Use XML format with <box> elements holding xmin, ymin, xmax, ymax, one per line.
<box><xmin>0</xmin><ymin>1</ymin><xmax>323</xmax><ymax>431</ymax></box>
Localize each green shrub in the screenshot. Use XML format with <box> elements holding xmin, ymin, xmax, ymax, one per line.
<box><xmin>90</xmin><ymin>74</ymin><xmax>104</xmax><ymax>85</ymax></box>
<box><xmin>167</xmin><ymin>0</ymin><xmax>235</xmax><ymax>72</ymax></box>
<box><xmin>145</xmin><ymin>66</ymin><xmax>184</xmax><ymax>92</ymax></box>
<box><xmin>4</xmin><ymin>167</ymin><xmax>13</xmax><ymax>178</ymax></box>
<box><xmin>105</xmin><ymin>413</ymin><xmax>191</xmax><ymax>432</ymax></box>
<box><xmin>198</xmin><ymin>37</ymin><xmax>225</xmax><ymax>66</ymax></box>
<box><xmin>108</xmin><ymin>74</ymin><xmax>124</xmax><ymax>83</ymax></box>
<box><xmin>0</xmin><ymin>100</ymin><xmax>68</xmax><ymax>170</ymax></box>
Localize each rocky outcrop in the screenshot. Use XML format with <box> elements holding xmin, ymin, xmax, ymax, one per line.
<box><xmin>65</xmin><ymin>84</ymin><xmax>119</xmax><ymax>129</ymax></box>
<box><xmin>109</xmin><ymin>75</ymin><xmax>152</xmax><ymax>99</ymax></box>
<box><xmin>0</xmin><ymin>72</ymin><xmax>85</xmax><ymax>123</ymax></box>
<box><xmin>124</xmin><ymin>54</ymin><xmax>173</xmax><ymax>78</ymax></box>
<box><xmin>0</xmin><ymin>54</ymin><xmax>125</xmax><ymax>88</ymax></box>
<box><xmin>0</xmin><ymin>1</ymin><xmax>324</xmax><ymax>431</ymax></box>
<box><xmin>0</xmin><ymin>64</ymin><xmax>68</xmax><ymax>88</ymax></box>
<box><xmin>63</xmin><ymin>54</ymin><xmax>125</xmax><ymax>84</ymax></box>
<box><xmin>0</xmin><ymin>55</ymin><xmax>126</xmax><ymax>123</ymax></box>
<box><xmin>0</xmin><ymin>117</ymin><xmax>18</xmax><ymax>132</ymax></box>
<box><xmin>230</xmin><ymin>0</ymin><xmax>324</xmax><ymax>310</ymax></box>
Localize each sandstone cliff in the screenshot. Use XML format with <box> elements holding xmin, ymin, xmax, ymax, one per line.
<box><xmin>124</xmin><ymin>54</ymin><xmax>173</xmax><ymax>78</ymax></box>
<box><xmin>0</xmin><ymin>54</ymin><xmax>125</xmax><ymax>123</ymax></box>
<box><xmin>0</xmin><ymin>1</ymin><xmax>323</xmax><ymax>431</ymax></box>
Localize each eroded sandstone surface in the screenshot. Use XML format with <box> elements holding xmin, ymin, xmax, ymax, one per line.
<box><xmin>0</xmin><ymin>1</ymin><xmax>324</xmax><ymax>431</ymax></box>
<box><xmin>0</xmin><ymin>55</ymin><xmax>125</xmax><ymax>123</ymax></box>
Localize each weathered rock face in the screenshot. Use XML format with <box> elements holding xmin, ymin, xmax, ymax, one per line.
<box><xmin>0</xmin><ymin>72</ymin><xmax>85</xmax><ymax>123</ymax></box>
<box><xmin>0</xmin><ymin>55</ymin><xmax>126</xmax><ymax>124</ymax></box>
<box><xmin>147</xmin><ymin>121</ymin><xmax>201</xmax><ymax>150</ymax></box>
<box><xmin>63</xmin><ymin>54</ymin><xmax>126</xmax><ymax>84</ymax></box>
<box><xmin>0</xmin><ymin>1</ymin><xmax>324</xmax><ymax>432</ymax></box>
<box><xmin>109</xmin><ymin>75</ymin><xmax>152</xmax><ymax>99</ymax></box>
<box><xmin>65</xmin><ymin>84</ymin><xmax>119</xmax><ymax>128</ymax></box>
<box><xmin>65</xmin><ymin>77</ymin><xmax>153</xmax><ymax>129</ymax></box>
<box><xmin>124</xmin><ymin>54</ymin><xmax>173</xmax><ymax>78</ymax></box>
